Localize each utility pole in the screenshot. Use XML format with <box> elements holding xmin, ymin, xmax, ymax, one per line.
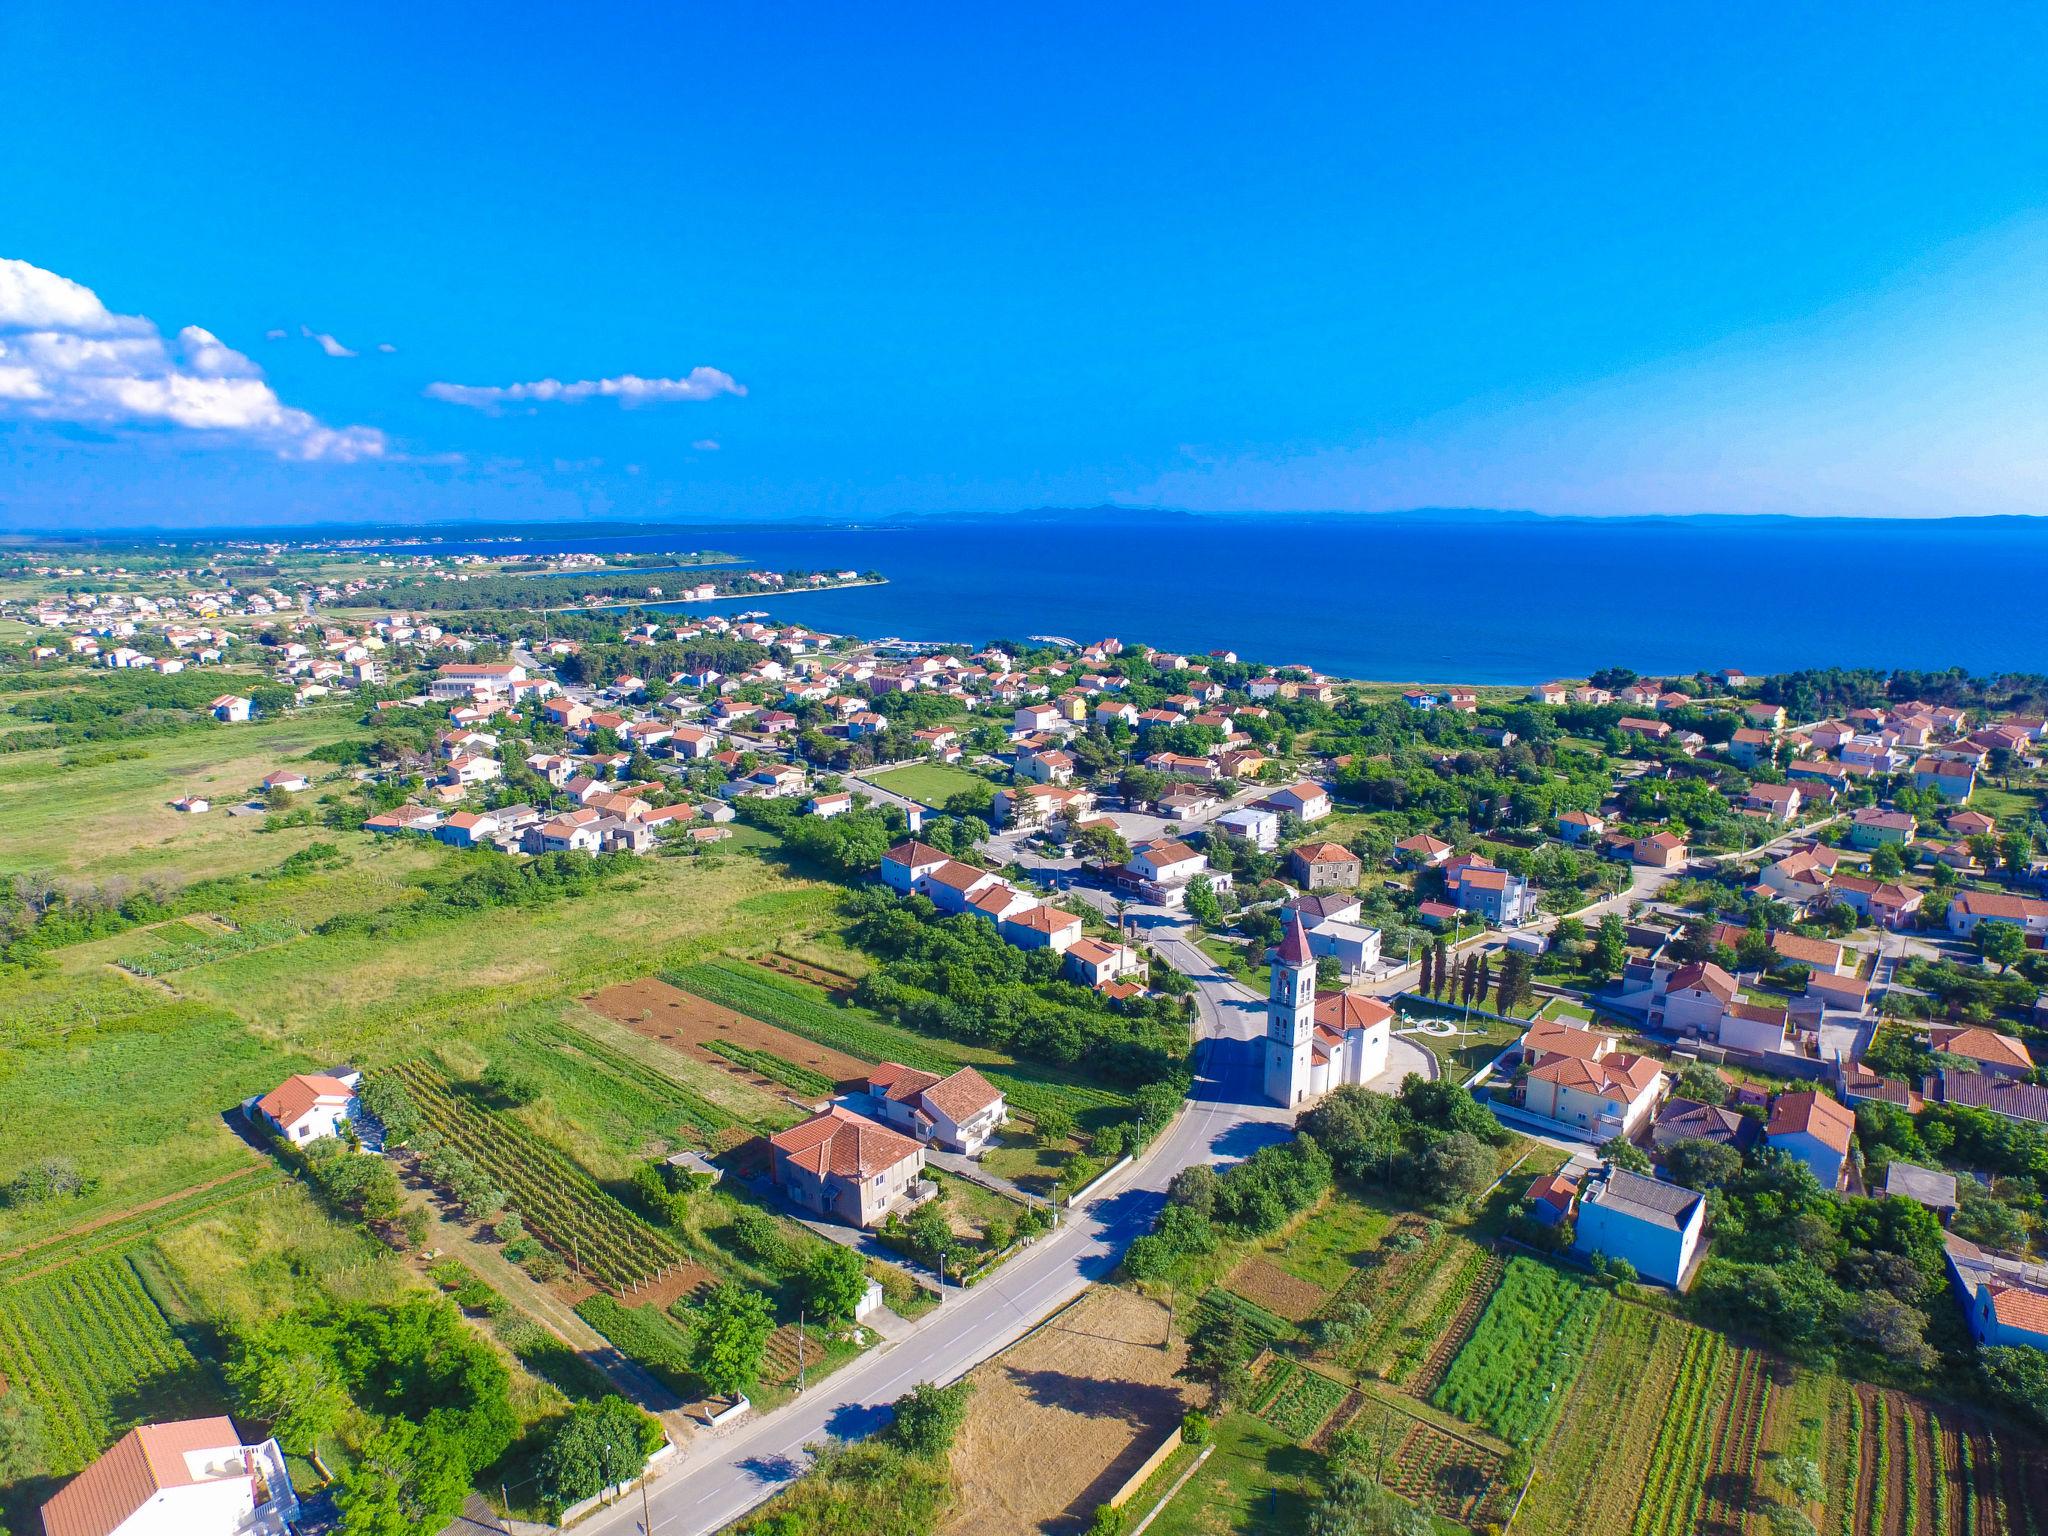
<box><xmin>798</xmin><ymin>1308</ymin><xmax>807</xmax><ymax>1394</ymax></box>
<box><xmin>640</xmin><ymin>1466</ymin><xmax>654</xmax><ymax>1534</ymax></box>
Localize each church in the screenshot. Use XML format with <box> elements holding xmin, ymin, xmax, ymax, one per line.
<box><xmin>1264</xmin><ymin>915</ymin><xmax>1394</xmax><ymax>1107</ymax></box>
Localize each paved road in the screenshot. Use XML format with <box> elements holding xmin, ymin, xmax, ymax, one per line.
<box><xmin>582</xmin><ymin>911</ymin><xmax>1291</xmax><ymax>1536</ymax></box>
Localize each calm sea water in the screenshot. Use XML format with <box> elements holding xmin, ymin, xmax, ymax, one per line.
<box><xmin>373</xmin><ymin>514</ymin><xmax>2048</xmax><ymax>684</ymax></box>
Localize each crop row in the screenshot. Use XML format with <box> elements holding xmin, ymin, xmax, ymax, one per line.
<box><xmin>1838</xmin><ymin>1389</ymin><xmax>1865</xmax><ymax>1536</ymax></box>
<box><xmin>703</xmin><ymin>1039</ymin><xmax>836</xmax><ymax>1097</ymax></box>
<box><xmin>0</xmin><ymin>1253</ymin><xmax>204</xmax><ymax>1473</ymax></box>
<box><xmin>667</xmin><ymin>960</ymin><xmax>1128</xmax><ymax>1120</ymax></box>
<box><xmin>1629</xmin><ymin>1325</ymin><xmax>1729</xmax><ymax>1536</ymax></box>
<box><xmin>1513</xmin><ymin>1301</ymin><xmax>1674</xmax><ymax>1536</ymax></box>
<box><xmin>1247</xmin><ymin>1357</ymin><xmax>1297</xmax><ymax>1416</ymax></box>
<box><xmin>391</xmin><ymin>1060</ymin><xmax>684</xmax><ymax>1290</ymax></box>
<box><xmin>1432</xmin><ymin>1256</ymin><xmax>1607</xmax><ymax>1445</ymax></box>
<box><xmin>1400</xmin><ymin>1250</ymin><xmax>1503</xmax><ymax>1393</ymax></box>
<box><xmin>1382</xmin><ymin>1420</ymin><xmax>1508</xmax><ymax>1525</ymax></box>
<box><xmin>524</xmin><ymin>1019</ymin><xmax>752</xmax><ymax>1137</ymax></box>
<box><xmin>1698</xmin><ymin>1347</ymin><xmax>1770</xmax><ymax>1532</ymax></box>
<box><xmin>1333</xmin><ymin>1227</ymin><xmax>1447</xmax><ymax>1371</ymax></box>
<box><xmin>121</xmin><ymin>917</ymin><xmax>300</xmax><ymax>975</ymax></box>
<box><xmin>1199</xmin><ymin>1286</ymin><xmax>1293</xmax><ymax>1358</ymax></box>
<box><xmin>1258</xmin><ymin>1364</ymin><xmax>1349</xmax><ymax>1442</ymax></box>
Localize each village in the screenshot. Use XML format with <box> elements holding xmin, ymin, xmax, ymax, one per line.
<box><xmin>4</xmin><ymin>543</ymin><xmax>2048</xmax><ymax>1536</ymax></box>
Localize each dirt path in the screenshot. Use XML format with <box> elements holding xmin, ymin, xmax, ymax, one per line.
<box><xmin>403</xmin><ymin>1184</ymin><xmax>696</xmax><ymax>1436</ymax></box>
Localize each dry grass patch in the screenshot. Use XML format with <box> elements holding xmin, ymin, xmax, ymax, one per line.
<box><xmin>1224</xmin><ymin>1256</ymin><xmax>1330</xmax><ymax>1324</ymax></box>
<box><xmin>944</xmin><ymin>1288</ymin><xmax>1190</xmax><ymax>1536</ymax></box>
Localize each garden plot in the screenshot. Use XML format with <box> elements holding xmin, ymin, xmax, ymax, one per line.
<box><xmin>1225</xmin><ymin>1255</ymin><xmax>1332</xmax><ymax>1323</ymax></box>
<box><xmin>1433</xmin><ymin>1255</ymin><xmax>1607</xmax><ymax>1446</ymax></box>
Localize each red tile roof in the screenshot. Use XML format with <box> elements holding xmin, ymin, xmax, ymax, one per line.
<box><xmin>255</xmin><ymin>1072</ymin><xmax>352</xmax><ymax>1128</ymax></box>
<box><xmin>41</xmin><ymin>1417</ymin><xmax>245</xmax><ymax>1536</ymax></box>
<box><xmin>770</xmin><ymin>1107</ymin><xmax>922</xmax><ymax>1180</ymax></box>
<box><xmin>1766</xmin><ymin>1091</ymin><xmax>1855</xmax><ymax>1154</ymax></box>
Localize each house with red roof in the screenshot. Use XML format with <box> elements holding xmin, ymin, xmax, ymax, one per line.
<box><xmin>250</xmin><ymin>1071</ymin><xmax>361</xmax><ymax>1145</ymax></box>
<box><xmin>1946</xmin><ymin>890</ymin><xmax>2048</xmax><ymax>941</ymax></box>
<box><xmin>1522</xmin><ymin>1050</ymin><xmax>1666</xmax><ymax>1140</ymax></box>
<box><xmin>862</xmin><ymin>1062</ymin><xmax>1008</xmax><ymax>1154</ymax></box>
<box><xmin>769</xmin><ymin>1106</ymin><xmax>928</xmax><ymax>1228</ymax></box>
<box><xmin>1765</xmin><ymin>1091</ymin><xmax>1855</xmax><ymax>1189</ymax></box>
<box><xmin>1929</xmin><ymin>1026</ymin><xmax>2034</xmax><ymax>1079</ymax></box>
<box><xmin>38</xmin><ymin>1416</ymin><xmax>298</xmax><ymax>1536</ymax></box>
<box><xmin>1946</xmin><ymin>1235</ymin><xmax>2048</xmax><ymax>1353</ymax></box>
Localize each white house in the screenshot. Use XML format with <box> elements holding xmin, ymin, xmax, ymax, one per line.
<box><xmin>252</xmin><ymin>1070</ymin><xmax>360</xmax><ymax>1144</ymax></box>
<box><xmin>1064</xmin><ymin>937</ymin><xmax>1145</xmax><ymax>989</ymax></box>
<box><xmin>880</xmin><ymin>839</ymin><xmax>950</xmax><ymax>894</ymax></box>
<box><xmin>1262</xmin><ymin>780</ymin><xmax>1332</xmax><ymax>822</ymax></box>
<box><xmin>210</xmin><ymin>695</ymin><xmax>253</xmax><ymax>723</ymax></box>
<box><xmin>1571</xmin><ymin>1164</ymin><xmax>1707</xmax><ymax>1287</ymax></box>
<box><xmin>1947</xmin><ymin>891</ymin><xmax>2048</xmax><ymax>941</ymax></box>
<box><xmin>861</xmin><ymin>1062</ymin><xmax>1008</xmax><ymax>1154</ymax></box>
<box><xmin>38</xmin><ymin>1417</ymin><xmax>298</xmax><ymax>1536</ymax></box>
<box><xmin>999</xmin><ymin>903</ymin><xmax>1084</xmax><ymax>954</ymax></box>
<box><xmin>1212</xmin><ymin>805</ymin><xmax>1279</xmax><ymax>850</ymax></box>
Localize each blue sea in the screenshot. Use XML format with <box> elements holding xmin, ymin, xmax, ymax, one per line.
<box><xmin>368</xmin><ymin>513</ymin><xmax>2048</xmax><ymax>684</ymax></box>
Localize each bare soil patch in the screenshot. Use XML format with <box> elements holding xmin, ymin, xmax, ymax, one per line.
<box><xmin>586</xmin><ymin>976</ymin><xmax>873</xmax><ymax>1093</ymax></box>
<box><xmin>944</xmin><ymin>1288</ymin><xmax>1190</xmax><ymax>1536</ymax></box>
<box><xmin>1225</xmin><ymin>1255</ymin><xmax>1331</xmax><ymax>1324</ymax></box>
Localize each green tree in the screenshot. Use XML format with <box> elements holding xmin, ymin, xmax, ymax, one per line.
<box><xmin>801</xmin><ymin>1245</ymin><xmax>871</xmax><ymax>1323</ymax></box>
<box><xmin>1980</xmin><ymin>920</ymin><xmax>2027</xmax><ymax>973</ymax></box>
<box><xmin>1980</xmin><ymin>1345</ymin><xmax>2048</xmax><ymax>1431</ymax></box>
<box><xmin>1184</xmin><ymin>877</ymin><xmax>1223</xmax><ymax>927</ymax></box>
<box><xmin>1672</xmin><ymin>1061</ymin><xmax>1729</xmax><ymax>1104</ymax></box>
<box><xmin>1601</xmin><ymin>1137</ymin><xmax>1652</xmax><ymax>1175</ymax></box>
<box><xmin>226</xmin><ymin>1315</ymin><xmax>348</xmax><ymax>1455</ymax></box>
<box><xmin>889</xmin><ymin>1379</ymin><xmax>974</xmax><ymax>1458</ymax></box>
<box><xmin>1868</xmin><ymin>841</ymin><xmax>1905</xmax><ymax>880</ymax></box>
<box><xmin>692</xmin><ymin>1283</ymin><xmax>775</xmax><ymax>1398</ymax></box>
<box><xmin>1665</xmin><ymin>1137</ymin><xmax>1744</xmax><ymax>1191</ymax></box>
<box><xmin>1593</xmin><ymin>913</ymin><xmax>1627</xmax><ymax>976</ymax></box>
<box><xmin>336</xmin><ymin>1419</ymin><xmax>471</xmax><ymax>1536</ymax></box>
<box><xmin>0</xmin><ymin>1393</ymin><xmax>45</xmax><ymax>1485</ymax></box>
<box><xmin>537</xmin><ymin>1397</ymin><xmax>665</xmax><ymax>1509</ymax></box>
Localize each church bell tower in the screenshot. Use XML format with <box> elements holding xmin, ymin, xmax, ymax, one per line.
<box><xmin>1264</xmin><ymin>915</ymin><xmax>1316</xmax><ymax>1106</ymax></box>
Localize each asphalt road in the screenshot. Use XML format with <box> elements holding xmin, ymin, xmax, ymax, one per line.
<box><xmin>581</xmin><ymin>913</ymin><xmax>1289</xmax><ymax>1536</ymax></box>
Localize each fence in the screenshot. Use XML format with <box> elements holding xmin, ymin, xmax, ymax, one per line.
<box><xmin>1107</xmin><ymin>1426</ymin><xmax>1184</xmax><ymax>1510</ymax></box>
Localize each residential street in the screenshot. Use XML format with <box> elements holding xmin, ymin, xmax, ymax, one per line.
<box><xmin>579</xmin><ymin>898</ymin><xmax>1297</xmax><ymax>1536</ymax></box>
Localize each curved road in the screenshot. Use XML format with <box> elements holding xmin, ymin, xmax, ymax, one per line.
<box><xmin>583</xmin><ymin>914</ymin><xmax>1292</xmax><ymax>1536</ymax></box>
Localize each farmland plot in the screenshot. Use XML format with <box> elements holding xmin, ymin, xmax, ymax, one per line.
<box><xmin>1433</xmin><ymin>1256</ymin><xmax>1606</xmax><ymax>1445</ymax></box>
<box><xmin>390</xmin><ymin>1059</ymin><xmax>688</xmax><ymax>1292</ymax></box>
<box><xmin>0</xmin><ymin>1251</ymin><xmax>218</xmax><ymax>1475</ymax></box>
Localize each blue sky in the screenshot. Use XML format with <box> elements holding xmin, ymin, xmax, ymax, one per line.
<box><xmin>2</xmin><ymin>2</ymin><xmax>2044</xmax><ymax>528</ymax></box>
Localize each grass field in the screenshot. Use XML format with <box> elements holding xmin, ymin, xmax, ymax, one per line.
<box><xmin>0</xmin><ymin>708</ymin><xmax>365</xmax><ymax>883</ymax></box>
<box><xmin>863</xmin><ymin>761</ymin><xmax>989</xmax><ymax>805</ymax></box>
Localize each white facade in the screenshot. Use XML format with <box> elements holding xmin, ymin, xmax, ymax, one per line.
<box><xmin>1264</xmin><ymin>935</ymin><xmax>1316</xmax><ymax>1109</ymax></box>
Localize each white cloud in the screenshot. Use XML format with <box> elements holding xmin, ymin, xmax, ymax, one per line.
<box><xmin>692</xmin><ymin>438</ymin><xmax>720</xmax><ymax>451</ymax></box>
<box><xmin>376</xmin><ymin>342</ymin><xmax>397</xmax><ymax>354</ymax></box>
<box><xmin>265</xmin><ymin>328</ymin><xmax>287</xmax><ymax>341</ymax></box>
<box><xmin>301</xmin><ymin>324</ymin><xmax>357</xmax><ymax>358</ymax></box>
<box><xmin>425</xmin><ymin>367</ymin><xmax>744</xmax><ymax>412</ymax></box>
<box><xmin>0</xmin><ymin>257</ymin><xmax>384</xmax><ymax>461</ymax></box>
